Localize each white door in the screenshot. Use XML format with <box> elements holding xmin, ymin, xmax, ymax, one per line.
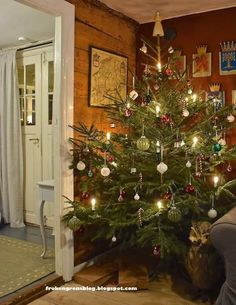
<box><xmin>17</xmin><ymin>46</ymin><xmax>54</xmax><ymax>226</ymax></box>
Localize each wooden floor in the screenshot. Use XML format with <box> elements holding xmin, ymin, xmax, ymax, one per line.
<box><xmin>28</xmin><ymin>275</ymin><xmax>211</xmax><ymax>305</ymax></box>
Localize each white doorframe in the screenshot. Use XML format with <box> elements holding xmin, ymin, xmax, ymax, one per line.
<box><xmin>15</xmin><ymin>0</ymin><xmax>75</xmax><ymax>281</ymax></box>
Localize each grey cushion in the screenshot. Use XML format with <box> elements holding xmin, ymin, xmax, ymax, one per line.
<box><xmin>210</xmin><ymin>207</ymin><xmax>236</xmax><ymax>305</ymax></box>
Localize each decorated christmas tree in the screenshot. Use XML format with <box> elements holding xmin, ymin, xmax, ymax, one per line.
<box><xmin>63</xmin><ymin>13</ymin><xmax>236</xmax><ymax>267</ymax></box>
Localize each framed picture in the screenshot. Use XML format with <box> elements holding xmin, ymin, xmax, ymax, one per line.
<box><xmin>206</xmin><ymin>83</ymin><xmax>225</xmax><ymax>111</ymax></box>
<box><xmin>192</xmin><ymin>46</ymin><xmax>211</xmax><ymax>78</ymax></box>
<box><xmin>168</xmin><ymin>50</ymin><xmax>186</xmax><ymax>77</ymax></box>
<box><xmin>89</xmin><ymin>47</ymin><xmax>128</xmax><ymax>107</ymax></box>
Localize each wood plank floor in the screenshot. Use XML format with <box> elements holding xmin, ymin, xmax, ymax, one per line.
<box><xmin>28</xmin><ymin>275</ymin><xmax>211</xmax><ymax>305</ymax></box>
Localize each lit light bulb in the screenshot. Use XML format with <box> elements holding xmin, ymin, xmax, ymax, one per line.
<box><xmin>185</xmin><ymin>97</ymin><xmax>189</xmax><ymax>102</ymax></box>
<box><xmin>213</xmin><ymin>176</ymin><xmax>219</xmax><ymax>188</ymax></box>
<box><xmin>157</xmin><ymin>62</ymin><xmax>162</xmax><ymax>72</ymax></box>
<box><xmin>126</xmin><ymin>102</ymin><xmax>130</xmax><ymax>109</ymax></box>
<box><xmin>192</xmin><ymin>93</ymin><xmax>197</xmax><ymax>101</ymax></box>
<box><xmin>156</xmin><ymin>104</ymin><xmax>161</xmax><ymax>116</ymax></box>
<box><xmin>192</xmin><ymin>136</ymin><xmax>198</xmax><ymax>147</ymax></box>
<box><xmin>91</xmin><ymin>198</ymin><xmax>96</xmax><ymax>211</ymax></box>
<box><xmin>157</xmin><ymin>201</ymin><xmax>163</xmax><ymax>210</ymax></box>
<box><xmin>168</xmin><ymin>46</ymin><xmax>174</xmax><ymax>54</ymax></box>
<box><xmin>106</xmin><ymin>132</ymin><xmax>111</xmax><ymax>142</ymax></box>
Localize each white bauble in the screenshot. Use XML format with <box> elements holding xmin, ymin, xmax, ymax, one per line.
<box><xmin>77</xmin><ymin>161</ymin><xmax>86</xmax><ymax>171</ymax></box>
<box><xmin>112</xmin><ymin>235</ymin><xmax>117</xmax><ymax>242</ymax></box>
<box><xmin>227</xmin><ymin>114</ymin><xmax>235</xmax><ymax>122</ymax></box>
<box><xmin>208</xmin><ymin>208</ymin><xmax>217</xmax><ymax>219</ymax></box>
<box><xmin>156</xmin><ymin>162</ymin><xmax>168</xmax><ymax>174</ymax></box>
<box><xmin>134</xmin><ymin>193</ymin><xmax>140</xmax><ymax>200</ymax></box>
<box><xmin>101</xmin><ymin>166</ymin><xmax>110</xmax><ymax>177</ymax></box>
<box><xmin>130</xmin><ymin>167</ymin><xmax>137</xmax><ymax>174</ymax></box>
<box><xmin>186</xmin><ymin>160</ymin><xmax>192</xmax><ymax>168</ymax></box>
<box><xmin>182</xmin><ymin>109</ymin><xmax>189</xmax><ymax>117</ymax></box>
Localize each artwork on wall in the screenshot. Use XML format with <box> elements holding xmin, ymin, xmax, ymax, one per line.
<box><xmin>192</xmin><ymin>45</ymin><xmax>211</xmax><ymax>78</ymax></box>
<box><xmin>219</xmin><ymin>41</ymin><xmax>236</xmax><ymax>75</ymax></box>
<box><xmin>169</xmin><ymin>50</ymin><xmax>186</xmax><ymax>77</ymax></box>
<box><xmin>89</xmin><ymin>47</ymin><xmax>128</xmax><ymax>107</ymax></box>
<box><xmin>206</xmin><ymin>83</ymin><xmax>225</xmax><ymax>111</ymax></box>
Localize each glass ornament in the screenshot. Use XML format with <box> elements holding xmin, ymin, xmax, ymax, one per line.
<box><xmin>137</xmin><ymin>135</ymin><xmax>150</xmax><ymax>151</ymax></box>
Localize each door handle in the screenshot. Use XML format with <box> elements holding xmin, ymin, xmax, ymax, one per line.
<box><xmin>29</xmin><ymin>138</ymin><xmax>40</xmax><ymax>144</ymax></box>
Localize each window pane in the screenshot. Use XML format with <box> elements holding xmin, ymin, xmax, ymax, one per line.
<box><xmin>26</xmin><ymin>64</ymin><xmax>35</xmax><ymax>94</ymax></box>
<box><xmin>48</xmin><ymin>94</ymin><xmax>53</xmax><ymax>125</ymax></box>
<box><xmin>20</xmin><ymin>97</ymin><xmax>24</xmax><ymax>125</ymax></box>
<box><xmin>48</xmin><ymin>61</ymin><xmax>54</xmax><ymax>92</ymax></box>
<box><xmin>18</xmin><ymin>66</ymin><xmax>24</xmax><ymax>96</ymax></box>
<box><xmin>26</xmin><ymin>96</ymin><xmax>36</xmax><ymax>125</ymax></box>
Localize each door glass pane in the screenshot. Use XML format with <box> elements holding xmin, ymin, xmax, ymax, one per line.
<box><xmin>26</xmin><ymin>96</ymin><xmax>36</xmax><ymax>125</ymax></box>
<box><xmin>20</xmin><ymin>97</ymin><xmax>24</xmax><ymax>125</ymax></box>
<box><xmin>18</xmin><ymin>66</ymin><xmax>24</xmax><ymax>96</ymax></box>
<box><xmin>26</xmin><ymin>64</ymin><xmax>35</xmax><ymax>95</ymax></box>
<box><xmin>48</xmin><ymin>61</ymin><xmax>54</xmax><ymax>92</ymax></box>
<box><xmin>48</xmin><ymin>94</ymin><xmax>53</xmax><ymax>125</ymax></box>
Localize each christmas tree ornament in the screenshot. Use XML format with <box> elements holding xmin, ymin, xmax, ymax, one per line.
<box><xmin>212</xmin><ymin>143</ymin><xmax>222</xmax><ymax>153</ymax></box>
<box><xmin>186</xmin><ymin>160</ymin><xmax>192</xmax><ymax>168</ymax></box>
<box><xmin>156</xmin><ymin>162</ymin><xmax>168</xmax><ymax>174</ymax></box>
<box><xmin>195</xmin><ymin>155</ymin><xmax>203</xmax><ymax>177</ymax></box>
<box><xmin>185</xmin><ymin>183</ymin><xmax>195</xmax><ymax>194</ymax></box>
<box><xmin>81</xmin><ymin>191</ymin><xmax>89</xmax><ymax>200</ymax></box>
<box><xmin>111</xmin><ymin>235</ymin><xmax>117</xmax><ymax>242</ymax></box>
<box><xmin>182</xmin><ymin>109</ymin><xmax>190</xmax><ymax>117</ymax></box>
<box><xmin>134</xmin><ymin>193</ymin><xmax>140</xmax><ymax>200</ymax></box>
<box><xmin>124</xmin><ymin>107</ymin><xmax>132</xmax><ymax>117</ymax></box>
<box><xmin>160</xmin><ymin>114</ymin><xmax>171</xmax><ymax>124</ymax></box>
<box><xmin>168</xmin><ymin>206</ymin><xmax>182</xmax><ymax>222</ymax></box>
<box><xmin>101</xmin><ymin>166</ymin><xmax>110</xmax><ymax>177</ymax></box>
<box><xmin>110</xmin><ymin>122</ymin><xmax>116</xmax><ymax>128</ymax></box>
<box><xmin>227</xmin><ymin>163</ymin><xmax>232</xmax><ymax>172</ymax></box>
<box><xmin>227</xmin><ymin>114</ymin><xmax>235</xmax><ymax>122</ymax></box>
<box><xmin>140</xmin><ymin>42</ymin><xmax>147</xmax><ymax>54</ymax></box>
<box><xmin>138</xmin><ymin>208</ymin><xmax>144</xmax><ymax>226</ymax></box>
<box><xmin>68</xmin><ymin>215</ymin><xmax>80</xmax><ymax>231</ymax></box>
<box><xmin>144</xmin><ymin>94</ymin><xmax>152</xmax><ymax>104</ymax></box>
<box><xmin>130</xmin><ymin>167</ymin><xmax>137</xmax><ymax>174</ymax></box>
<box><xmin>77</xmin><ymin>160</ymin><xmax>86</xmax><ymax>171</ymax></box>
<box><xmin>208</xmin><ymin>208</ymin><xmax>217</xmax><ymax>218</ymax></box>
<box><xmin>118</xmin><ymin>188</ymin><xmax>125</xmax><ymax>202</ymax></box>
<box><xmin>165</xmin><ymin>68</ymin><xmax>173</xmax><ymax>76</ymax></box>
<box><xmin>88</xmin><ymin>169</ymin><xmax>93</xmax><ymax>177</ymax></box>
<box><xmin>156</xmin><ymin>140</ymin><xmax>161</xmax><ymax>153</ymax></box>
<box><xmin>153</xmin><ymin>245</ymin><xmax>161</xmax><ymax>256</ymax></box>
<box><xmin>129</xmin><ymin>90</ymin><xmax>138</xmax><ymax>100</ymax></box>
<box><xmin>156</xmin><ymin>104</ymin><xmax>161</xmax><ymax>117</ymax></box>
<box><xmin>154</xmin><ymin>84</ymin><xmax>159</xmax><ymax>91</ymax></box>
<box><xmin>208</xmin><ymin>194</ymin><xmax>217</xmax><ymax>218</ymax></box>
<box><xmin>163</xmin><ymin>191</ymin><xmax>172</xmax><ymax>200</ymax></box>
<box><xmin>137</xmin><ymin>135</ymin><xmax>150</xmax><ymax>151</ymax></box>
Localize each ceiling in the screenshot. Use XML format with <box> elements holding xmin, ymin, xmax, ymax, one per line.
<box><xmin>99</xmin><ymin>0</ymin><xmax>236</xmax><ymax>23</ymax></box>
<box><xmin>0</xmin><ymin>0</ymin><xmax>54</xmax><ymax>49</ymax></box>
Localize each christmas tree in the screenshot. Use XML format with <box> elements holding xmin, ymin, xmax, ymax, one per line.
<box><xmin>63</xmin><ymin>14</ymin><xmax>236</xmax><ymax>264</ymax></box>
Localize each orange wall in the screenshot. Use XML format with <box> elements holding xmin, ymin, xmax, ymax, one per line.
<box><xmin>139</xmin><ymin>7</ymin><xmax>236</xmax><ymax>144</ymax></box>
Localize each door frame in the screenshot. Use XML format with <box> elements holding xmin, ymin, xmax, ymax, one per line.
<box><xmin>16</xmin><ymin>0</ymin><xmax>75</xmax><ymax>281</ymax></box>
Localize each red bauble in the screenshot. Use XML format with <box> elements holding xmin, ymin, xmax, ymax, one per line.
<box><xmin>160</xmin><ymin>114</ymin><xmax>171</xmax><ymax>124</ymax></box>
<box><xmin>107</xmin><ymin>155</ymin><xmax>115</xmax><ymax>162</ymax></box>
<box><xmin>165</xmin><ymin>68</ymin><xmax>173</xmax><ymax>76</ymax></box>
<box><xmin>163</xmin><ymin>191</ymin><xmax>172</xmax><ymax>200</ymax></box>
<box><xmin>185</xmin><ymin>184</ymin><xmax>195</xmax><ymax>194</ymax></box>
<box><xmin>153</xmin><ymin>245</ymin><xmax>161</xmax><ymax>257</ymax></box>
<box><xmin>81</xmin><ymin>191</ymin><xmax>89</xmax><ymax>200</ymax></box>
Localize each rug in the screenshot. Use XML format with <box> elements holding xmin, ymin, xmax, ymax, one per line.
<box><xmin>0</xmin><ymin>235</ymin><xmax>54</xmax><ymax>298</ymax></box>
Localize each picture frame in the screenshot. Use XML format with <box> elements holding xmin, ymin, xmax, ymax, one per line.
<box><xmin>192</xmin><ymin>50</ymin><xmax>211</xmax><ymax>78</ymax></box>
<box><xmin>89</xmin><ymin>47</ymin><xmax>128</xmax><ymax>107</ymax></box>
<box><xmin>219</xmin><ymin>51</ymin><xmax>236</xmax><ymax>75</ymax></box>
<box><xmin>168</xmin><ymin>50</ymin><xmax>186</xmax><ymax>77</ymax></box>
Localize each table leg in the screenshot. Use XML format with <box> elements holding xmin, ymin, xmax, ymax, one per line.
<box><xmin>39</xmin><ymin>200</ymin><xmax>47</xmax><ymax>258</ymax></box>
